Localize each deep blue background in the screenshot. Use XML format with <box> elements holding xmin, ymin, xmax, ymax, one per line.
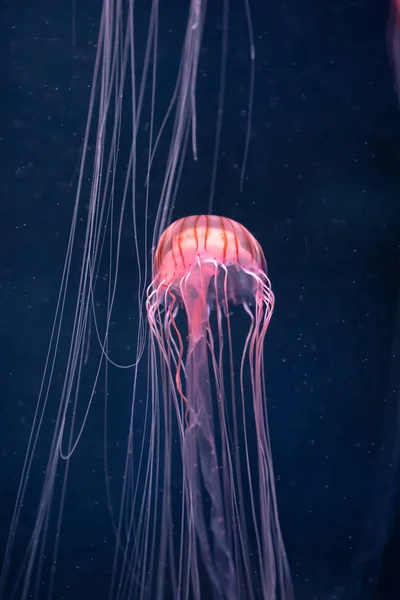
<box><xmin>1</xmin><ymin>1</ymin><xmax>400</xmax><ymax>599</ymax></box>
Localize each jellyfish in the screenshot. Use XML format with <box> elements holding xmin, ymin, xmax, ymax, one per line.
<box><xmin>388</xmin><ymin>0</ymin><xmax>400</xmax><ymax>103</ymax></box>
<box><xmin>144</xmin><ymin>215</ymin><xmax>293</xmax><ymax>599</ymax></box>
<box><xmin>0</xmin><ymin>2</ymin><xmax>293</xmax><ymax>600</ymax></box>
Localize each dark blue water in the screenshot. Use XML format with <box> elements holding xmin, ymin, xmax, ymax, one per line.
<box><xmin>1</xmin><ymin>1</ymin><xmax>399</xmax><ymax>599</ymax></box>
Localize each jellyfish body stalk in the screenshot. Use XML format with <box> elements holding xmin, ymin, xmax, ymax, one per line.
<box><xmin>182</xmin><ymin>266</ymin><xmax>237</xmax><ymax>599</ymax></box>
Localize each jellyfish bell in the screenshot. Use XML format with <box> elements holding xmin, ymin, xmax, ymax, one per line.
<box><xmin>146</xmin><ymin>215</ymin><xmax>293</xmax><ymax>600</ymax></box>
<box><xmin>149</xmin><ymin>215</ymin><xmax>269</xmax><ymax>333</ymax></box>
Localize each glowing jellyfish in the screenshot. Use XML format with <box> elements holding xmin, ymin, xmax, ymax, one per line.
<box><xmin>144</xmin><ymin>215</ymin><xmax>293</xmax><ymax>599</ymax></box>
<box><xmin>0</xmin><ymin>1</ymin><xmax>294</xmax><ymax>599</ymax></box>
<box><xmin>388</xmin><ymin>0</ymin><xmax>400</xmax><ymax>103</ymax></box>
